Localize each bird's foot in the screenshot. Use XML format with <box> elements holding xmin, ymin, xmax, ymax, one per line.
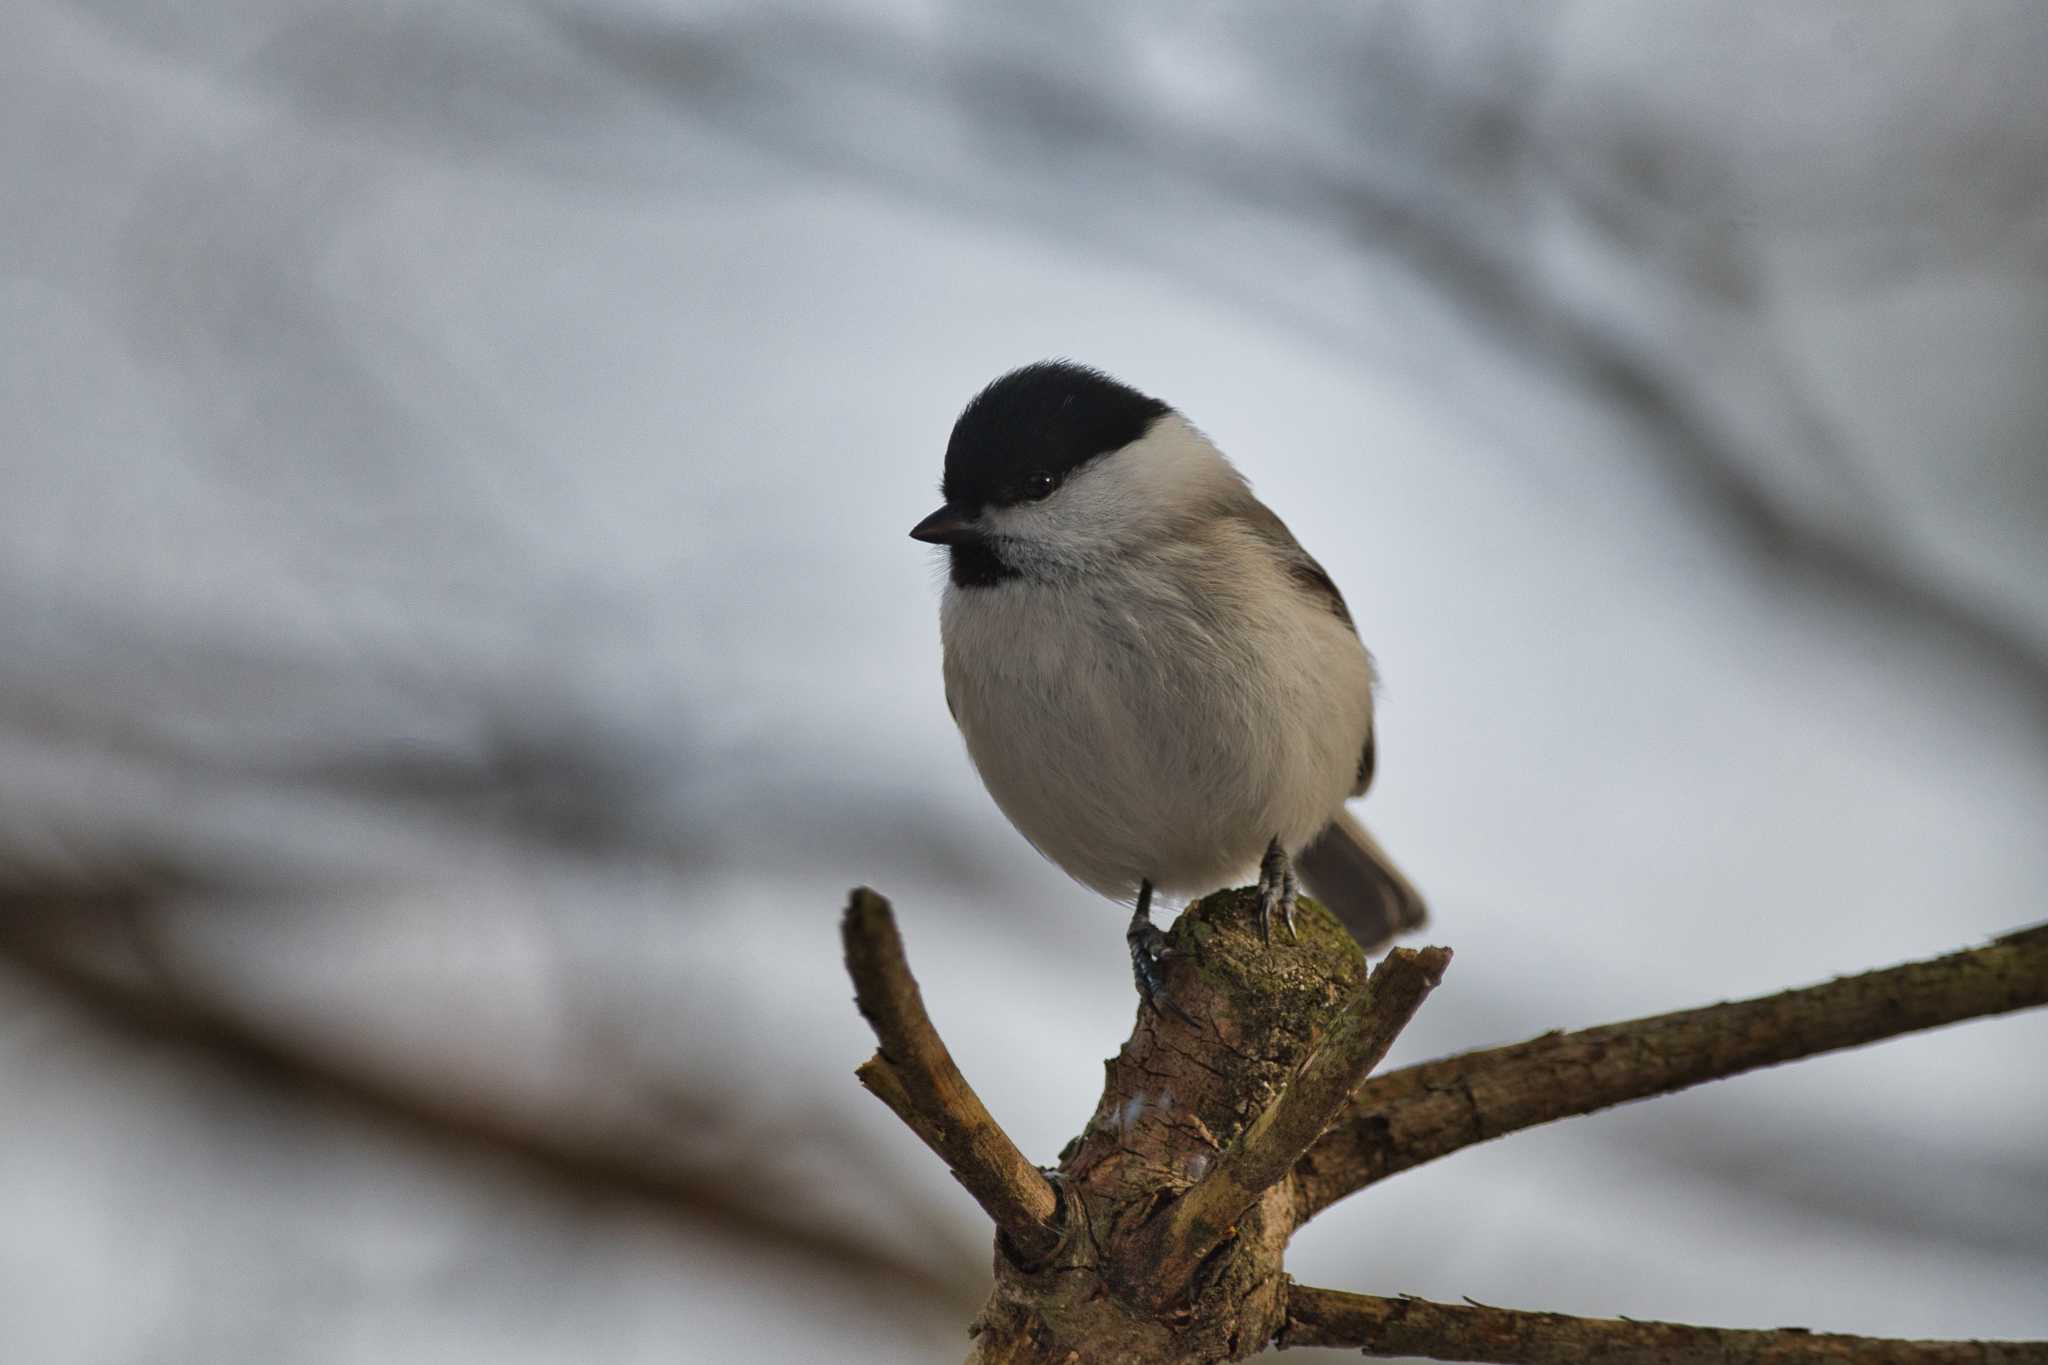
<box><xmin>1127</xmin><ymin>917</ymin><xmax>1174</xmax><ymax>1003</ymax></box>
<box><xmin>1257</xmin><ymin>838</ymin><xmax>1299</xmax><ymax>944</ymax></box>
<box><xmin>1127</xmin><ymin>881</ymin><xmax>1196</xmax><ymax>1024</ymax></box>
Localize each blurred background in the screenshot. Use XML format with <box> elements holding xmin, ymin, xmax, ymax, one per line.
<box><xmin>4</xmin><ymin>1</ymin><xmax>2046</xmax><ymax>1360</ymax></box>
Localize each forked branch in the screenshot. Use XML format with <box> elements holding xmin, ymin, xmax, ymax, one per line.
<box><xmin>1281</xmin><ymin>1283</ymin><xmax>2048</xmax><ymax>1364</ymax></box>
<box><xmin>843</xmin><ymin>887</ymin><xmax>2047</xmax><ymax>1364</ymax></box>
<box><xmin>841</xmin><ymin>888</ymin><xmax>1062</xmax><ymax>1265</ymax></box>
<box><xmin>1130</xmin><ymin>944</ymin><xmax>1449</xmax><ymax>1301</ymax></box>
<box><xmin>1294</xmin><ymin>922</ymin><xmax>2048</xmax><ymax>1221</ymax></box>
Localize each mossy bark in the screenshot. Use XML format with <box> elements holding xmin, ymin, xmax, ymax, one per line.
<box><xmin>967</xmin><ymin>887</ymin><xmax>1366</xmax><ymax>1364</ymax></box>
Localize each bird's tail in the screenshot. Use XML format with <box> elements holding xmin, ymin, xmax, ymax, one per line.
<box><xmin>1296</xmin><ymin>809</ymin><xmax>1427</xmax><ymax>953</ymax></box>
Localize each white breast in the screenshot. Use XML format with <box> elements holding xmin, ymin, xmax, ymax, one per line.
<box><xmin>941</xmin><ymin>522</ymin><xmax>1373</xmax><ymax>904</ymax></box>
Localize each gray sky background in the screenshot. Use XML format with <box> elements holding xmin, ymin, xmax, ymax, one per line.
<box><xmin>3</xmin><ymin>2</ymin><xmax>2045</xmax><ymax>1361</ymax></box>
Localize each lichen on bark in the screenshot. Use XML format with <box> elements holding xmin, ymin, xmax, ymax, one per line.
<box><xmin>968</xmin><ymin>887</ymin><xmax>1370</xmax><ymax>1364</ymax></box>
<box><xmin>843</xmin><ymin>887</ymin><xmax>2048</xmax><ymax>1365</ymax></box>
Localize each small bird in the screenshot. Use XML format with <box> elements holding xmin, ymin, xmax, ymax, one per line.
<box><xmin>912</xmin><ymin>361</ymin><xmax>1426</xmax><ymax>1001</ymax></box>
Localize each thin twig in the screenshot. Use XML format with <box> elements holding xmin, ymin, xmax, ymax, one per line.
<box><xmin>1131</xmin><ymin>945</ymin><xmax>1450</xmax><ymax>1301</ymax></box>
<box><xmin>1280</xmin><ymin>1283</ymin><xmax>2048</xmax><ymax>1363</ymax></box>
<box><xmin>841</xmin><ymin>887</ymin><xmax>1062</xmax><ymax>1265</ymax></box>
<box><xmin>1294</xmin><ymin>923</ymin><xmax>2048</xmax><ymax>1221</ymax></box>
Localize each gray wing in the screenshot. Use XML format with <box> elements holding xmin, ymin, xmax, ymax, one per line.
<box><xmin>1232</xmin><ymin>498</ymin><xmax>1355</xmax><ymax>628</ymax></box>
<box><xmin>1231</xmin><ymin>497</ymin><xmax>1374</xmax><ymax>795</ymax></box>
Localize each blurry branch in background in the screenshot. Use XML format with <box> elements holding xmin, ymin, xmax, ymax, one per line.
<box><xmin>1294</xmin><ymin>921</ymin><xmax>2048</xmax><ymax>1220</ymax></box>
<box><xmin>545</xmin><ymin>5</ymin><xmax>2048</xmax><ymax>724</ymax></box>
<box><xmin>1279</xmin><ymin>1284</ymin><xmax>2048</xmax><ymax>1364</ymax></box>
<box><xmin>843</xmin><ymin>888</ymin><xmax>2047</xmax><ymax>1364</ymax></box>
<box><xmin>0</xmin><ymin>873</ymin><xmax>980</xmax><ymax>1310</ymax></box>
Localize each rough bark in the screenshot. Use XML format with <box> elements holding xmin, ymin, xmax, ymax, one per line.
<box><xmin>1293</xmin><ymin>923</ymin><xmax>2048</xmax><ymax>1221</ymax></box>
<box><xmin>846</xmin><ymin>884</ymin><xmax>1423</xmax><ymax>1362</ymax></box>
<box><xmin>841</xmin><ymin>890</ymin><xmax>2048</xmax><ymax>1363</ymax></box>
<box><xmin>968</xmin><ymin>883</ymin><xmax>1422</xmax><ymax>1364</ymax></box>
<box><xmin>843</xmin><ymin>888</ymin><xmax>1062</xmax><ymax>1264</ymax></box>
<box><xmin>1280</xmin><ymin>1284</ymin><xmax>2048</xmax><ymax>1364</ymax></box>
<box><xmin>1131</xmin><ymin>944</ymin><xmax>1448</xmax><ymax>1305</ymax></box>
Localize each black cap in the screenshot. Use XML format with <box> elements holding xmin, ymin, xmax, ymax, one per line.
<box><xmin>941</xmin><ymin>362</ymin><xmax>1171</xmax><ymax>513</ymax></box>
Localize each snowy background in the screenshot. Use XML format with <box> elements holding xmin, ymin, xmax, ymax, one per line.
<box><xmin>3</xmin><ymin>2</ymin><xmax>2046</xmax><ymax>1361</ymax></box>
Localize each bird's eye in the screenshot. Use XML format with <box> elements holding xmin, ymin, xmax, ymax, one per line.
<box><xmin>1023</xmin><ymin>470</ymin><xmax>1057</xmax><ymax>501</ymax></box>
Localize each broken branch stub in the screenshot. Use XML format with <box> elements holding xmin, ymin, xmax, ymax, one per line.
<box><xmin>844</xmin><ymin>889</ymin><xmax>2048</xmax><ymax>1363</ymax></box>
<box><xmin>841</xmin><ymin>889</ymin><xmax>1063</xmax><ymax>1266</ymax></box>
<box><xmin>844</xmin><ymin>884</ymin><xmax>1415</xmax><ymax>1360</ymax></box>
<box><xmin>1125</xmin><ymin>942</ymin><xmax>1448</xmax><ymax>1305</ymax></box>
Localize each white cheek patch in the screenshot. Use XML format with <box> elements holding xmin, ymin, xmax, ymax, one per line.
<box><xmin>981</xmin><ymin>416</ymin><xmax>1245</xmax><ymax>571</ymax></box>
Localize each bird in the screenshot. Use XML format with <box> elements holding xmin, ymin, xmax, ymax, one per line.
<box><xmin>910</xmin><ymin>361</ymin><xmax>1426</xmax><ymax>1003</ymax></box>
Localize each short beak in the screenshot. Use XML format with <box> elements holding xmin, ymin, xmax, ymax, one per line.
<box><xmin>909</xmin><ymin>503</ymin><xmax>982</xmax><ymax>545</ymax></box>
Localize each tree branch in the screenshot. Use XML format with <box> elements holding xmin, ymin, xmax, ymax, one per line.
<box><xmin>841</xmin><ymin>887</ymin><xmax>1062</xmax><ymax>1266</ymax></box>
<box><xmin>1295</xmin><ymin>923</ymin><xmax>2048</xmax><ymax>1221</ymax></box>
<box><xmin>1131</xmin><ymin>945</ymin><xmax>1449</xmax><ymax>1301</ymax></box>
<box><xmin>1280</xmin><ymin>1283</ymin><xmax>2048</xmax><ymax>1363</ymax></box>
<box><xmin>840</xmin><ymin>889</ymin><xmax>2047</xmax><ymax>1360</ymax></box>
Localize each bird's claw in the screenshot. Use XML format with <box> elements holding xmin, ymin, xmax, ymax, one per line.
<box><xmin>1127</xmin><ymin>918</ymin><xmax>1172</xmax><ymax>1002</ymax></box>
<box><xmin>1127</xmin><ymin>924</ymin><xmax>1198</xmax><ymax>1026</ymax></box>
<box><xmin>1257</xmin><ymin>838</ymin><xmax>1298</xmax><ymax>945</ymax></box>
<box><xmin>1127</xmin><ymin>881</ymin><xmax>1197</xmax><ymax>1025</ymax></box>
